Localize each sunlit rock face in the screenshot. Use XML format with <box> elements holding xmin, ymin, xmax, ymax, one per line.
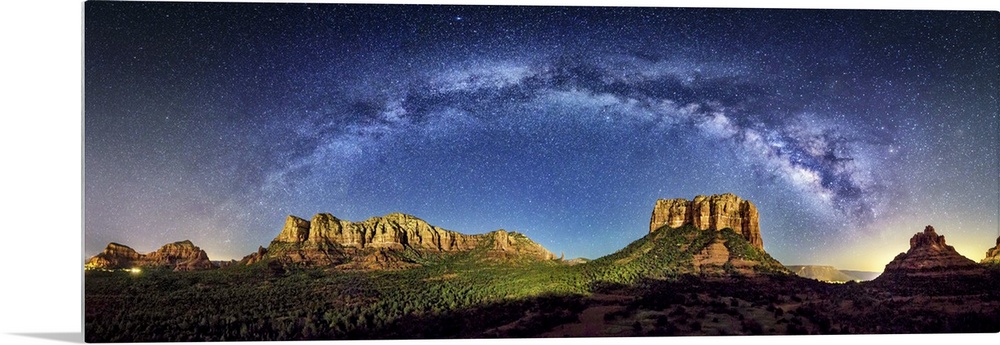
<box><xmin>879</xmin><ymin>225</ymin><xmax>984</xmax><ymax>278</ymax></box>
<box><xmin>270</xmin><ymin>213</ymin><xmax>481</xmax><ymax>253</ymax></box>
<box><xmin>263</xmin><ymin>213</ymin><xmax>557</xmax><ymax>269</ymax></box>
<box><xmin>650</xmin><ymin>193</ymin><xmax>763</xmax><ymax>251</ymax></box>
<box><xmin>982</xmin><ymin>236</ymin><xmax>1000</xmax><ymax>265</ymax></box>
<box><xmin>85</xmin><ymin>240</ymin><xmax>217</xmax><ymax>271</ymax></box>
<box><xmin>85</xmin><ymin>243</ymin><xmax>142</xmax><ymax>269</ymax></box>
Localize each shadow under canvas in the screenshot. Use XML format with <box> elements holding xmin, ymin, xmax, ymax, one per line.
<box><xmin>9</xmin><ymin>332</ymin><xmax>82</xmax><ymax>343</ymax></box>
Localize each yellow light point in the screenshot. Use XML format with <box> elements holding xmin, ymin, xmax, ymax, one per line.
<box><xmin>129</xmin><ymin>267</ymin><xmax>142</xmax><ymax>274</ymax></box>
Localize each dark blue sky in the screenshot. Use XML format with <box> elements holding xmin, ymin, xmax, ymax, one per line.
<box><xmin>84</xmin><ymin>2</ymin><xmax>998</xmax><ymax>271</ymax></box>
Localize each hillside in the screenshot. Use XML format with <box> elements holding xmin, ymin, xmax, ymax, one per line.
<box><xmin>580</xmin><ymin>224</ymin><xmax>789</xmax><ymax>285</ymax></box>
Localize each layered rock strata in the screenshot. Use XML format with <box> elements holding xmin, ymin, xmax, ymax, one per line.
<box><xmin>262</xmin><ymin>212</ymin><xmax>557</xmax><ymax>269</ymax></box>
<box><xmin>650</xmin><ymin>193</ymin><xmax>763</xmax><ymax>250</ymax></box>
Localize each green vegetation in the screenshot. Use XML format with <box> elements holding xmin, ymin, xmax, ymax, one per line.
<box><xmin>717</xmin><ymin>228</ymin><xmax>788</xmax><ymax>273</ymax></box>
<box><xmin>84</xmin><ymin>225</ymin><xmax>1000</xmax><ymax>341</ymax></box>
<box><xmin>86</xmin><ymin>250</ymin><xmax>587</xmax><ymax>342</ymax></box>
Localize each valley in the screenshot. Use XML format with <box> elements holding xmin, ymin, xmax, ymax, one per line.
<box><xmin>84</xmin><ymin>194</ymin><xmax>1000</xmax><ymax>341</ymax></box>
<box><xmin>84</xmin><ymin>250</ymin><xmax>1000</xmax><ymax>341</ymax></box>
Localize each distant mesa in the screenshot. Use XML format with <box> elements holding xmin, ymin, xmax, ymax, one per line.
<box><xmin>983</xmin><ymin>236</ymin><xmax>1000</xmax><ymax>265</ymax></box>
<box><xmin>85</xmin><ymin>240</ymin><xmax>217</xmax><ymax>271</ymax></box>
<box><xmin>786</xmin><ymin>265</ymin><xmax>879</xmax><ymax>282</ymax></box>
<box><xmin>650</xmin><ymin>193</ymin><xmax>763</xmax><ymax>251</ymax></box>
<box><xmin>878</xmin><ymin>225</ymin><xmax>984</xmax><ymax>279</ymax></box>
<box><xmin>786</xmin><ymin>265</ymin><xmax>857</xmax><ymax>282</ymax></box>
<box><xmin>259</xmin><ymin>212</ymin><xmax>558</xmax><ymax>269</ymax></box>
<box><xmin>839</xmin><ymin>270</ymin><xmax>882</xmax><ymax>281</ymax></box>
<box><xmin>214</xmin><ymin>259</ymin><xmax>239</xmax><ymax>268</ymax></box>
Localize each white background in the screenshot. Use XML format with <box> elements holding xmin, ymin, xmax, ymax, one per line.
<box><xmin>0</xmin><ymin>0</ymin><xmax>996</xmax><ymax>344</ymax></box>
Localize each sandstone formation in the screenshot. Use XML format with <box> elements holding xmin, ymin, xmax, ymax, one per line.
<box><xmin>85</xmin><ymin>243</ymin><xmax>143</xmax><ymax>270</ymax></box>
<box><xmin>85</xmin><ymin>240</ymin><xmax>217</xmax><ymax>271</ymax></box>
<box><xmin>650</xmin><ymin>193</ymin><xmax>763</xmax><ymax>250</ymax></box>
<box><xmin>982</xmin><ymin>236</ymin><xmax>1000</xmax><ymax>265</ymax></box>
<box><xmin>879</xmin><ymin>225</ymin><xmax>984</xmax><ymax>278</ymax></box>
<box><xmin>278</xmin><ymin>213</ymin><xmax>484</xmax><ymax>252</ymax></box>
<box><xmin>483</xmin><ymin>229</ymin><xmax>558</xmax><ymax>261</ymax></box>
<box><xmin>260</xmin><ymin>212</ymin><xmax>557</xmax><ymax>269</ymax></box>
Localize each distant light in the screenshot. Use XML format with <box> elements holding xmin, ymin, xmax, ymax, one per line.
<box><xmin>129</xmin><ymin>267</ymin><xmax>142</xmax><ymax>274</ymax></box>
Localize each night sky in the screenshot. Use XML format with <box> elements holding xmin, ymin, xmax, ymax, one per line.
<box><xmin>84</xmin><ymin>2</ymin><xmax>998</xmax><ymax>272</ymax></box>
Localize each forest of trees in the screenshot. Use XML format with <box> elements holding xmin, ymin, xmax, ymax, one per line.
<box><xmin>86</xmin><ymin>252</ymin><xmax>590</xmax><ymax>342</ymax></box>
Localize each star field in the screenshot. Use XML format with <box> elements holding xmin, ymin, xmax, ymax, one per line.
<box><xmin>85</xmin><ymin>3</ymin><xmax>998</xmax><ymax>271</ymax></box>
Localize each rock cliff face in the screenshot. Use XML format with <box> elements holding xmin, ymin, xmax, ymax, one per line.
<box><xmin>85</xmin><ymin>240</ymin><xmax>217</xmax><ymax>271</ymax></box>
<box><xmin>879</xmin><ymin>226</ymin><xmax>984</xmax><ymax>278</ymax></box>
<box><xmin>261</xmin><ymin>212</ymin><xmax>557</xmax><ymax>269</ymax></box>
<box><xmin>650</xmin><ymin>193</ymin><xmax>763</xmax><ymax>250</ymax></box>
<box><xmin>276</xmin><ymin>213</ymin><xmax>484</xmax><ymax>252</ymax></box>
<box><xmin>982</xmin><ymin>236</ymin><xmax>1000</xmax><ymax>265</ymax></box>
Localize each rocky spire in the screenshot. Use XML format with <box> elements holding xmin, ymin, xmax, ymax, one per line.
<box><xmin>880</xmin><ymin>225</ymin><xmax>984</xmax><ymax>278</ymax></box>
